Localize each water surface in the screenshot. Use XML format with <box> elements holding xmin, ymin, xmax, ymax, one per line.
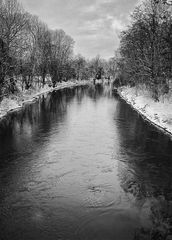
<box><xmin>0</xmin><ymin>84</ymin><xmax>172</xmax><ymax>240</ymax></box>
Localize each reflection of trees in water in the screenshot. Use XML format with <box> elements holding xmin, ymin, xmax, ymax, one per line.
<box><xmin>0</xmin><ymin>87</ymin><xmax>82</xmax><ymax>156</ymax></box>
<box><xmin>116</xmin><ymin>100</ymin><xmax>172</xmax><ymax>239</ymax></box>
<box><xmin>74</xmin><ymin>86</ymin><xmax>88</xmax><ymax>104</ymax></box>
<box><xmin>0</xmin><ymin>86</ymin><xmax>96</xmax><ymax>158</ymax></box>
<box><xmin>87</xmin><ymin>83</ymin><xmax>104</xmax><ymax>100</ymax></box>
<box><xmin>85</xmin><ymin>83</ymin><xmax>114</xmax><ymax>100</ymax></box>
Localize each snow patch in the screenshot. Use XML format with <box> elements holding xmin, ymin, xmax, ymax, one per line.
<box><xmin>119</xmin><ymin>85</ymin><xmax>172</xmax><ymax>136</ymax></box>
<box><xmin>0</xmin><ymin>80</ymin><xmax>90</xmax><ymax>120</ymax></box>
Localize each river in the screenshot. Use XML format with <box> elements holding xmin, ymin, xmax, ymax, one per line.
<box><xmin>0</xmin><ymin>84</ymin><xmax>172</xmax><ymax>240</ymax></box>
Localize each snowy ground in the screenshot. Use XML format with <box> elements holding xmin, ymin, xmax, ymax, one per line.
<box><xmin>0</xmin><ymin>80</ymin><xmax>89</xmax><ymax>120</ymax></box>
<box><xmin>118</xmin><ymin>85</ymin><xmax>172</xmax><ymax>137</ymax></box>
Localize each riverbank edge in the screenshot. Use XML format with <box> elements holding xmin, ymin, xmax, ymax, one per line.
<box><xmin>0</xmin><ymin>80</ymin><xmax>90</xmax><ymax>121</ymax></box>
<box><xmin>117</xmin><ymin>89</ymin><xmax>172</xmax><ymax>138</ymax></box>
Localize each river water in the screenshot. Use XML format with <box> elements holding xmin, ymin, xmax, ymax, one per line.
<box><xmin>0</xmin><ymin>84</ymin><xmax>172</xmax><ymax>240</ymax></box>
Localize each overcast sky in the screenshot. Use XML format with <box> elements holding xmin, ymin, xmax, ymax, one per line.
<box><xmin>20</xmin><ymin>0</ymin><xmax>138</xmax><ymax>59</ymax></box>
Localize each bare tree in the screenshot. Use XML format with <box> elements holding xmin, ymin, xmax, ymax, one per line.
<box><xmin>74</xmin><ymin>54</ymin><xmax>87</xmax><ymax>80</ymax></box>
<box><xmin>49</xmin><ymin>29</ymin><xmax>74</xmax><ymax>87</ymax></box>
<box><xmin>0</xmin><ymin>0</ymin><xmax>28</xmax><ymax>93</ymax></box>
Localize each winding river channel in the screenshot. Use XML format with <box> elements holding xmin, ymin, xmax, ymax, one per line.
<box><xmin>0</xmin><ymin>84</ymin><xmax>172</xmax><ymax>240</ymax></box>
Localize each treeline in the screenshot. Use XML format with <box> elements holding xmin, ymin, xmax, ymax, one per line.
<box><xmin>73</xmin><ymin>54</ymin><xmax>116</xmax><ymax>81</ymax></box>
<box><xmin>117</xmin><ymin>0</ymin><xmax>172</xmax><ymax>101</ymax></box>
<box><xmin>0</xmin><ymin>0</ymin><xmax>75</xmax><ymax>96</ymax></box>
<box><xmin>0</xmin><ymin>0</ymin><xmax>116</xmax><ymax>99</ymax></box>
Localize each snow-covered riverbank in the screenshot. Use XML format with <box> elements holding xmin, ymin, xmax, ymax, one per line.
<box><xmin>118</xmin><ymin>86</ymin><xmax>172</xmax><ymax>137</ymax></box>
<box><xmin>0</xmin><ymin>80</ymin><xmax>90</xmax><ymax>120</ymax></box>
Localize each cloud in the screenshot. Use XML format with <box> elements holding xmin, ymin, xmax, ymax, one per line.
<box><xmin>20</xmin><ymin>0</ymin><xmax>138</xmax><ymax>59</ymax></box>
<box><xmin>111</xmin><ymin>18</ymin><xmax>125</xmax><ymax>31</ymax></box>
<box><xmin>82</xmin><ymin>5</ymin><xmax>97</xmax><ymax>13</ymax></box>
<box><xmin>82</xmin><ymin>0</ymin><xmax>113</xmax><ymax>13</ymax></box>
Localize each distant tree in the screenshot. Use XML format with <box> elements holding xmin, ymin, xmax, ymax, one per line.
<box><xmin>49</xmin><ymin>30</ymin><xmax>74</xmax><ymax>87</ymax></box>
<box><xmin>87</xmin><ymin>55</ymin><xmax>105</xmax><ymax>79</ymax></box>
<box><xmin>74</xmin><ymin>54</ymin><xmax>87</xmax><ymax>80</ymax></box>
<box><xmin>30</xmin><ymin>18</ymin><xmax>51</xmax><ymax>86</ymax></box>
<box><xmin>107</xmin><ymin>57</ymin><xmax>117</xmax><ymax>78</ymax></box>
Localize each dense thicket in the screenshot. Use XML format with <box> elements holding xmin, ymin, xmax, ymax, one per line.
<box><xmin>117</xmin><ymin>0</ymin><xmax>172</xmax><ymax>101</ymax></box>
